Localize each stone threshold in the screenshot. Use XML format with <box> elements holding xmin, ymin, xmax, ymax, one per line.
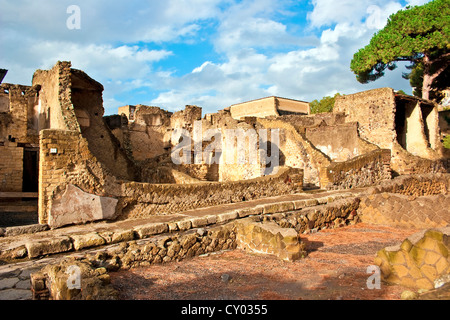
<box><xmin>0</xmin><ymin>188</ymin><xmax>363</xmax><ymax>263</ymax></box>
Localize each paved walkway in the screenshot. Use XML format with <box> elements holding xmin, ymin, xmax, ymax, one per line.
<box><xmin>0</xmin><ymin>188</ymin><xmax>365</xmax><ymax>300</ymax></box>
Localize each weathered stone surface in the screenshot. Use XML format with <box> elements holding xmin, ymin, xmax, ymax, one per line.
<box><xmin>5</xmin><ymin>224</ymin><xmax>49</xmax><ymax>237</ymax></box>
<box><xmin>30</xmin><ymin>259</ymin><xmax>118</xmax><ymax>300</ymax></box>
<box><xmin>217</xmin><ymin>211</ymin><xmax>238</xmax><ymax>223</ymax></box>
<box><xmin>235</xmin><ymin>218</ymin><xmax>306</xmax><ymax>262</ymax></box>
<box><xmin>134</xmin><ymin>223</ymin><xmax>168</xmax><ymax>239</ymax></box>
<box><xmin>0</xmin><ymin>288</ymin><xmax>32</xmax><ymax>300</ymax></box>
<box><xmin>100</xmin><ymin>229</ymin><xmax>135</xmax><ymax>244</ymax></box>
<box><xmin>0</xmin><ymin>277</ymin><xmax>19</xmax><ymax>290</ymax></box>
<box><xmin>177</xmin><ymin>219</ymin><xmax>192</xmax><ymax>231</ymax></box>
<box><xmin>70</xmin><ymin>233</ymin><xmax>106</xmax><ymax>251</ymax></box>
<box><xmin>48</xmin><ymin>184</ymin><xmax>118</xmax><ymax>229</ymax></box>
<box><xmin>375</xmin><ymin>226</ymin><xmax>450</xmax><ymax>290</ymax></box>
<box><xmin>359</xmin><ymin>193</ymin><xmax>450</xmax><ymax>229</ymax></box>
<box><xmin>262</xmin><ymin>202</ymin><xmax>294</xmax><ymax>214</ymax></box>
<box><xmin>189</xmin><ymin>217</ymin><xmax>208</xmax><ymax>228</ymax></box>
<box><xmin>26</xmin><ymin>236</ymin><xmax>73</xmax><ymax>258</ymax></box>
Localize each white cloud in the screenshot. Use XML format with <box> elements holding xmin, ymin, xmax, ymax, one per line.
<box><xmin>1</xmin><ymin>0</ymin><xmax>432</xmax><ymax>116</ymax></box>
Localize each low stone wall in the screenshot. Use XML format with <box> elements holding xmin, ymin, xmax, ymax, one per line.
<box><xmin>265</xmin><ymin>197</ymin><xmax>361</xmax><ymax>234</ymax></box>
<box><xmin>325</xmin><ymin>149</ymin><xmax>392</xmax><ymax>190</ymax></box>
<box><xmin>365</xmin><ymin>172</ymin><xmax>449</xmax><ymax>197</ymax></box>
<box><xmin>31</xmin><ymin>223</ymin><xmax>238</xmax><ymax>300</ymax></box>
<box><xmin>358</xmin><ymin>193</ymin><xmax>450</xmax><ymax>229</ymax></box>
<box><xmin>375</xmin><ymin>227</ymin><xmax>450</xmax><ymax>290</ymax></box>
<box><xmin>119</xmin><ymin>168</ymin><xmax>303</xmax><ymax>220</ymax></box>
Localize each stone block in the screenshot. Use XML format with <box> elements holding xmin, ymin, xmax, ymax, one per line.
<box><xmin>134</xmin><ymin>223</ymin><xmax>169</xmax><ymax>239</ymax></box>
<box><xmin>236</xmin><ymin>206</ymin><xmax>263</xmax><ymax>218</ymax></box>
<box><xmin>26</xmin><ymin>236</ymin><xmax>73</xmax><ymax>258</ymax></box>
<box><xmin>217</xmin><ymin>211</ymin><xmax>238</xmax><ymax>223</ymax></box>
<box><xmin>189</xmin><ymin>217</ymin><xmax>208</xmax><ymax>228</ymax></box>
<box><xmin>48</xmin><ymin>184</ymin><xmax>118</xmax><ymax>228</ymax></box>
<box><xmin>177</xmin><ymin>219</ymin><xmax>192</xmax><ymax>231</ymax></box>
<box><xmin>262</xmin><ymin>202</ymin><xmax>294</xmax><ymax>214</ymax></box>
<box><xmin>5</xmin><ymin>224</ymin><xmax>49</xmax><ymax>237</ymax></box>
<box><xmin>70</xmin><ymin>233</ymin><xmax>106</xmax><ymax>251</ymax></box>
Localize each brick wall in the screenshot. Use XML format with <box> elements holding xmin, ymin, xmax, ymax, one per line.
<box><xmin>0</xmin><ymin>144</ymin><xmax>23</xmax><ymax>192</ymax></box>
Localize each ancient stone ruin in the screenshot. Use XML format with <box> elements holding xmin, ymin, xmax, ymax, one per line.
<box><xmin>0</xmin><ymin>61</ymin><xmax>448</xmax><ymax>300</ymax></box>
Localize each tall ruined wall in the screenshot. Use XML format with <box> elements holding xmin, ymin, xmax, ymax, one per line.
<box><xmin>121</xmin><ymin>105</ymin><xmax>173</xmax><ymax>161</ymax></box>
<box><xmin>334</xmin><ymin>88</ymin><xmax>446</xmax><ymax>175</ymax></box>
<box><xmin>33</xmin><ymin>62</ymin><xmax>136</xmax><ymax>181</ymax></box>
<box><xmin>257</xmin><ymin>117</ymin><xmax>331</xmax><ymax>188</ymax></box>
<box><xmin>334</xmin><ymin>87</ymin><xmax>397</xmax><ymax>150</ymax></box>
<box><xmin>305</xmin><ymin>122</ymin><xmax>379</xmax><ymax>161</ymax></box>
<box><xmin>32</xmin><ymin>62</ymin><xmax>78</xmax><ymax>132</ymax></box>
<box><xmin>38</xmin><ymin>129</ymin><xmax>121</xmax><ymax>225</ymax></box>
<box><xmin>0</xmin><ymin>84</ymin><xmax>40</xmax><ymax>192</ymax></box>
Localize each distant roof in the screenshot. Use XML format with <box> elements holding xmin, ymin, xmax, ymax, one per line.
<box><xmin>0</xmin><ymin>69</ymin><xmax>7</xmax><ymax>84</ymax></box>
<box><xmin>229</xmin><ymin>96</ymin><xmax>309</xmax><ymax>107</ymax></box>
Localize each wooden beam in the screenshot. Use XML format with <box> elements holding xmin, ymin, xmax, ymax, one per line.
<box><xmin>0</xmin><ymin>192</ymin><xmax>38</xmax><ymax>198</ymax></box>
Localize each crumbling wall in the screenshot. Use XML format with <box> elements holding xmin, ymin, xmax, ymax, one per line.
<box><xmin>334</xmin><ymin>88</ymin><xmax>446</xmax><ymax>175</ymax></box>
<box><xmin>33</xmin><ymin>62</ymin><xmax>136</xmax><ymax>181</ymax></box>
<box><xmin>334</xmin><ymin>88</ymin><xmax>397</xmax><ymax>150</ymax></box>
<box><xmin>38</xmin><ymin>129</ymin><xmax>121</xmax><ymax>226</ymax></box>
<box><xmin>257</xmin><ymin>117</ymin><xmax>331</xmax><ymax>188</ymax></box>
<box><xmin>305</xmin><ymin>122</ymin><xmax>377</xmax><ymax>161</ymax></box>
<box><xmin>39</xmin><ymin>128</ymin><xmax>303</xmax><ymax>228</ymax></box>
<box><xmin>0</xmin><ymin>83</ymin><xmax>40</xmax><ymax>192</ymax></box>
<box><xmin>124</xmin><ymin>105</ymin><xmax>173</xmax><ymax>161</ymax></box>
<box><xmin>325</xmin><ymin>149</ymin><xmax>392</xmax><ymax>190</ymax></box>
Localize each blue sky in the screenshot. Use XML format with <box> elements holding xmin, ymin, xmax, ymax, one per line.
<box><xmin>0</xmin><ymin>0</ymin><xmax>431</xmax><ymax>115</ymax></box>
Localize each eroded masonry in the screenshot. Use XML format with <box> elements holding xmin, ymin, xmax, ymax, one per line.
<box><xmin>0</xmin><ymin>61</ymin><xmax>448</xmax><ymax>230</ymax></box>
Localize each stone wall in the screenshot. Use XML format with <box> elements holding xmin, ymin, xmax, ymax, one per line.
<box><xmin>334</xmin><ymin>88</ymin><xmax>445</xmax><ymax>175</ymax></box>
<box><xmin>365</xmin><ymin>172</ymin><xmax>449</xmax><ymax>196</ymax></box>
<box><xmin>305</xmin><ymin>122</ymin><xmax>379</xmax><ymax>162</ymax></box>
<box><xmin>39</xmin><ymin>128</ymin><xmax>304</xmax><ymax>227</ymax></box>
<box><xmin>334</xmin><ymin>88</ymin><xmax>397</xmax><ymax>150</ymax></box>
<box><xmin>258</xmin><ymin>118</ymin><xmax>331</xmax><ymax>188</ymax></box>
<box><xmin>325</xmin><ymin>149</ymin><xmax>392</xmax><ymax>190</ymax></box>
<box><xmin>0</xmin><ymin>83</ymin><xmax>40</xmax><ymax>192</ymax></box>
<box><xmin>31</xmin><ymin>223</ymin><xmax>238</xmax><ymax>299</ymax></box>
<box><xmin>358</xmin><ymin>173</ymin><xmax>450</xmax><ymax>229</ymax></box>
<box><xmin>118</xmin><ymin>167</ymin><xmax>303</xmax><ymax>220</ymax></box>
<box><xmin>0</xmin><ymin>143</ymin><xmax>23</xmax><ymax>192</ymax></box>
<box><xmin>265</xmin><ymin>197</ymin><xmax>361</xmax><ymax>234</ymax></box>
<box><xmin>358</xmin><ymin>193</ymin><xmax>450</xmax><ymax>229</ymax></box>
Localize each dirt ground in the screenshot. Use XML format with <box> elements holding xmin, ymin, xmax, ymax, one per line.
<box><xmin>109</xmin><ymin>223</ymin><xmax>423</xmax><ymax>300</ymax></box>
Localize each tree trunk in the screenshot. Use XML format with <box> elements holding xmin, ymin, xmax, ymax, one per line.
<box><xmin>421</xmin><ymin>52</ymin><xmax>449</xmax><ymax>101</ymax></box>
<box><xmin>422</xmin><ymin>54</ymin><xmax>432</xmax><ymax>100</ymax></box>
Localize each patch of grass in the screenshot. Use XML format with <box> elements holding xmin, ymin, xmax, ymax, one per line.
<box><xmin>443</xmin><ymin>135</ymin><xmax>450</xmax><ymax>149</ymax></box>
